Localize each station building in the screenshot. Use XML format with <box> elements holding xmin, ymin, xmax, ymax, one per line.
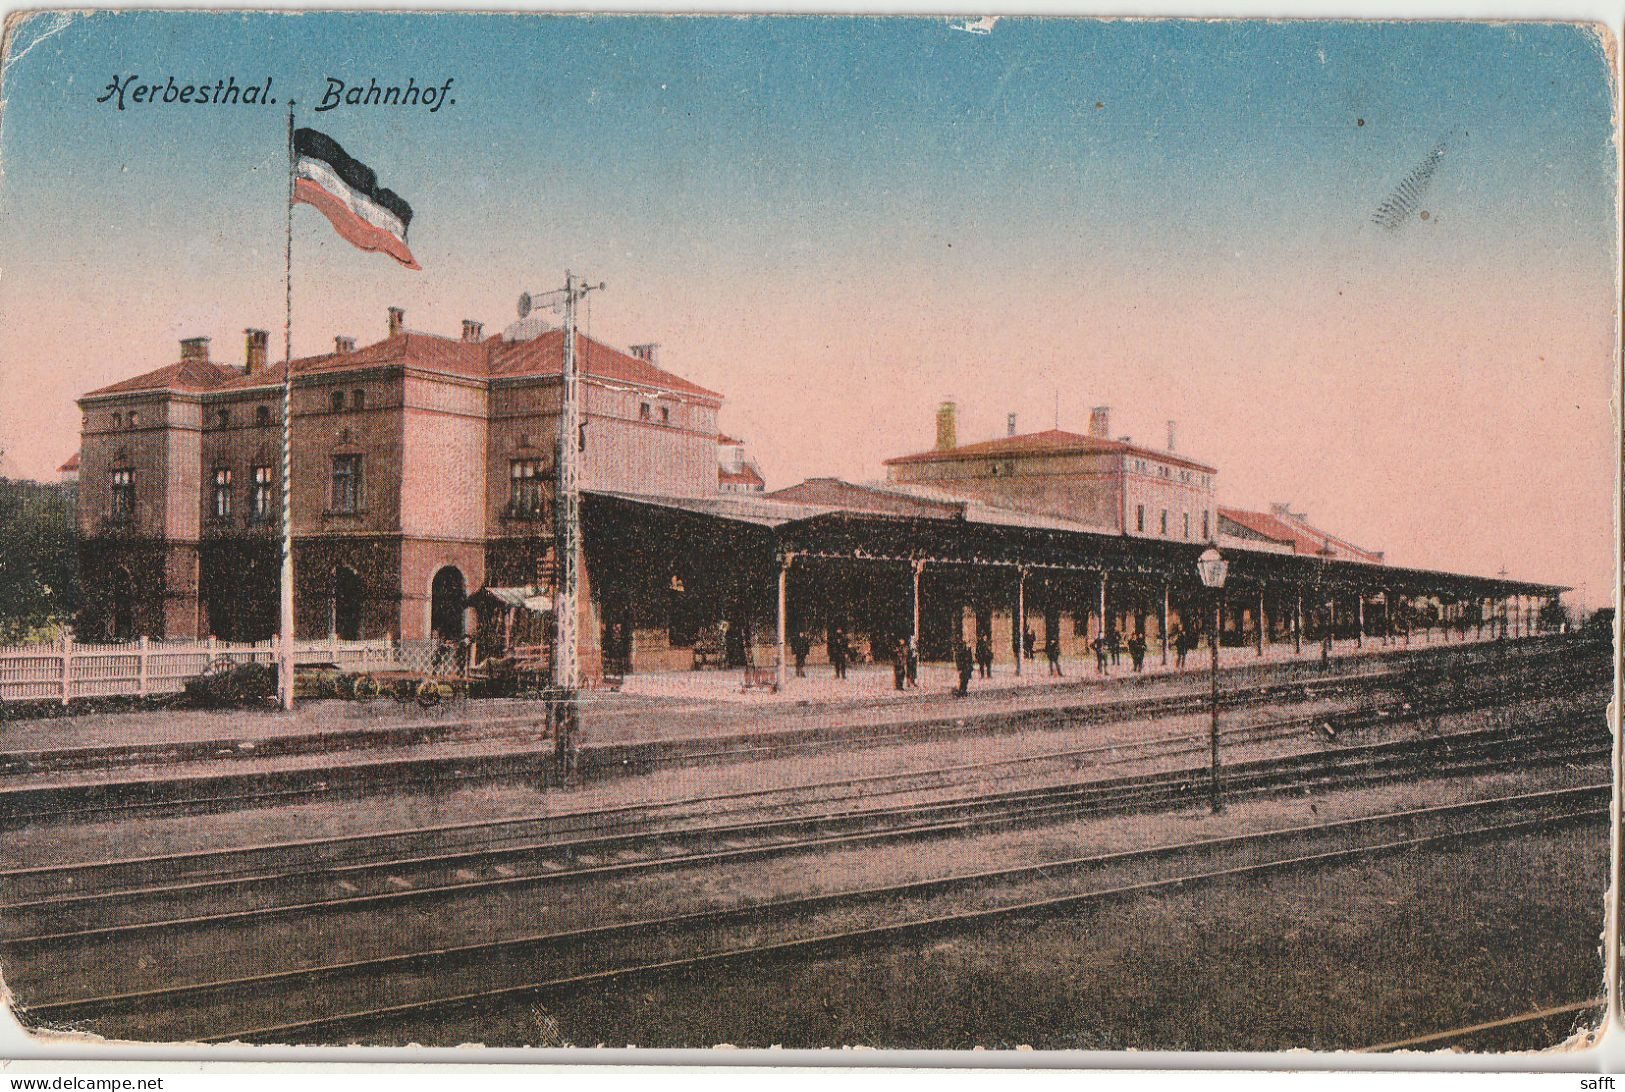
<box><xmin>74</xmin><ymin>309</ymin><xmax>721</xmax><ymax>645</ymax></box>
<box><xmin>73</xmin><ymin>305</ymin><xmax>1564</xmax><ymax>677</ymax></box>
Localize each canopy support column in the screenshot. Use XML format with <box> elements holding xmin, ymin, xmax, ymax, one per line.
<box><xmin>1256</xmin><ymin>586</ymin><xmax>1265</xmax><ymax>657</ymax></box>
<box><xmin>912</xmin><ymin>559</ymin><xmax>925</xmax><ymax>654</ymax></box>
<box><xmin>1014</xmin><ymin>568</ymin><xmax>1027</xmax><ymax>676</ymax></box>
<box><xmin>1099</xmin><ymin>571</ymin><xmax>1108</xmax><ymax>641</ymax></box>
<box><xmin>1160</xmin><ymin>582</ymin><xmax>1170</xmax><ymax>666</ymax></box>
<box><xmin>776</xmin><ymin>552</ymin><xmax>794</xmax><ymax>688</ymax></box>
<box><xmin>1294</xmin><ymin>587</ymin><xmax>1302</xmax><ymax>654</ymax></box>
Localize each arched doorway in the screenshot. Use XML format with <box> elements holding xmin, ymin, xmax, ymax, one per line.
<box><xmin>333</xmin><ymin>566</ymin><xmax>363</xmax><ymax>640</ymax></box>
<box><xmin>110</xmin><ymin>567</ymin><xmax>135</xmax><ymax>640</ymax></box>
<box><xmin>430</xmin><ymin>566</ymin><xmax>466</xmax><ymax>640</ymax></box>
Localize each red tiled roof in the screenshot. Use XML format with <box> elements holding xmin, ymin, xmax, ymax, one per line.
<box><xmin>88</xmin><ymin>330</ymin><xmax>723</xmax><ymax>403</ymax></box>
<box><xmin>717</xmin><ymin>433</ymin><xmax>744</xmax><ymax>446</ymax></box>
<box><xmin>767</xmin><ymin>478</ymin><xmax>965</xmax><ymax>519</ymax></box>
<box><xmin>719</xmin><ymin>464</ymin><xmax>765</xmax><ymax>489</ymax></box>
<box><xmin>486</xmin><ymin>330</ymin><xmax>722</xmax><ymax>401</ymax></box>
<box><xmin>58</xmin><ymin>453</ymin><xmax>80</xmax><ymax>472</ymax></box>
<box><xmin>82</xmin><ymin>359</ymin><xmax>242</xmax><ymax>398</ymax></box>
<box><xmin>884</xmin><ymin>429</ymin><xmax>1217</xmax><ymax>474</ymax></box>
<box><xmin>1218</xmin><ymin>506</ymin><xmax>1383</xmax><ymax>564</ymax></box>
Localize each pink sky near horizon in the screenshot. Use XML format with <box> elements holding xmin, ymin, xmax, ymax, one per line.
<box><xmin>1</xmin><ymin>237</ymin><xmax>1613</xmax><ymax>610</ymax></box>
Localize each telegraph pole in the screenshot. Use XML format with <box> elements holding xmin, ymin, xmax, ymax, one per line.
<box><xmin>518</xmin><ymin>271</ymin><xmax>604</xmax><ymax>784</ymax></box>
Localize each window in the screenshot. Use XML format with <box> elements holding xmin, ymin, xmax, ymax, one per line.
<box><xmin>1136</xmin><ymin>505</ymin><xmax>1145</xmax><ymax>532</ymax></box>
<box><xmin>127</xmin><ymin>411</ymin><xmax>139</xmax><ymax>428</ymax></box>
<box><xmin>1183</xmin><ymin>512</ymin><xmax>1191</xmax><ymax>539</ymax></box>
<box><xmin>509</xmin><ymin>458</ymin><xmax>546</xmax><ymax>517</ymax></box>
<box><xmin>256</xmin><ymin>405</ymin><xmax>270</xmax><ymax>427</ymax></box>
<box><xmin>110</xmin><ymin>468</ymin><xmax>135</xmax><ymax>521</ymax></box>
<box><xmin>352</xmin><ymin>389</ymin><xmax>365</xmax><ymax>410</ymax></box>
<box><xmin>212</xmin><ymin>467</ymin><xmax>233</xmax><ymax>519</ymax></box>
<box><xmin>330</xmin><ymin>390</ymin><xmax>345</xmax><ymax>413</ymax></box>
<box><xmin>252</xmin><ymin>466</ymin><xmax>273</xmax><ymax>522</ymax></box>
<box><xmin>330</xmin><ymin>455</ymin><xmax>363</xmax><ymax>513</ymax></box>
<box><xmin>112</xmin><ymin>412</ymin><xmax>122</xmax><ymax>429</ymax></box>
<box><xmin>660</xmin><ymin>405</ymin><xmax>670</xmax><ymax>424</ymax></box>
<box><xmin>1202</xmin><ymin>510</ymin><xmax>1210</xmax><ymax>541</ymax></box>
<box><xmin>638</xmin><ymin>402</ymin><xmax>652</xmax><ymax>421</ymax></box>
<box><xmin>1160</xmin><ymin>510</ymin><xmax>1168</xmax><ymax>535</ymax></box>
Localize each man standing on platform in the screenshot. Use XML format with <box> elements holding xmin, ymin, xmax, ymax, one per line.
<box><xmin>830</xmin><ymin>627</ymin><xmax>849</xmax><ymax>679</ymax></box>
<box><xmin>790</xmin><ymin>629</ymin><xmax>810</xmax><ymax>678</ymax></box>
<box><xmin>954</xmin><ymin>639</ymin><xmax>974</xmax><ymax>696</ymax></box>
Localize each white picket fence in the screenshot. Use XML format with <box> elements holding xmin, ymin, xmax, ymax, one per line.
<box><xmin>0</xmin><ymin>635</ymin><xmax>417</xmax><ymax>704</ymax></box>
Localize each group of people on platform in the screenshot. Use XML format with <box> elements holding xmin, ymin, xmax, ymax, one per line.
<box><xmin>782</xmin><ymin>621</ymin><xmax>1219</xmax><ymax>697</ymax></box>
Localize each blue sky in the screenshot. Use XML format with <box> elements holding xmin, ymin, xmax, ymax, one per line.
<box><xmin>0</xmin><ymin>13</ymin><xmax>1616</xmax><ymax>605</ymax></box>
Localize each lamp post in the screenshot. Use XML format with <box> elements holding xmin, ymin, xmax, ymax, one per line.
<box><xmin>1195</xmin><ymin>546</ymin><xmax>1229</xmax><ymax>814</ymax></box>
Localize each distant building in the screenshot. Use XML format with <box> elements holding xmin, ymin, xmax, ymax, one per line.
<box><xmin>1219</xmin><ymin>504</ymin><xmax>1384</xmax><ymax>564</ymax></box>
<box><xmin>884</xmin><ymin>402</ymin><xmax>1217</xmax><ymax>544</ymax></box>
<box><xmin>74</xmin><ymin>309</ymin><xmax>723</xmax><ymax>641</ymax></box>
<box><xmin>717</xmin><ymin>434</ymin><xmax>765</xmax><ymax>493</ymax></box>
<box><xmin>57</xmin><ymin>452</ymin><xmax>80</xmax><ymax>484</ymax></box>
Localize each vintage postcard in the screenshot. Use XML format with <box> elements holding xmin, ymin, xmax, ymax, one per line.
<box><xmin>0</xmin><ymin>8</ymin><xmax>1616</xmax><ymax>1062</ymax></box>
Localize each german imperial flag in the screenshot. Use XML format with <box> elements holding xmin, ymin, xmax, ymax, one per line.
<box><xmin>293</xmin><ymin>128</ymin><xmax>420</xmax><ymax>270</ymax></box>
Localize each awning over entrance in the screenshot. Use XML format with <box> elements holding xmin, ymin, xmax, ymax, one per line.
<box><xmin>470</xmin><ymin>586</ymin><xmax>553</xmax><ymax>613</ymax></box>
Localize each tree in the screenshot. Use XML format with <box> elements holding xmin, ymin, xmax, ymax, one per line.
<box><xmin>0</xmin><ymin>476</ymin><xmax>81</xmax><ymax>643</ymax></box>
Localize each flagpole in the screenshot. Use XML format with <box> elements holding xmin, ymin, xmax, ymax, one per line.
<box><xmin>278</xmin><ymin>102</ymin><xmax>296</xmax><ymax>712</ymax></box>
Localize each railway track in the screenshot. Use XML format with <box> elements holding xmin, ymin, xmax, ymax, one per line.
<box><xmin>0</xmin><ymin>680</ymin><xmax>1604</xmax><ymax>939</ymax></box>
<box><xmin>0</xmin><ymin>640</ymin><xmax>1597</xmax><ymax>825</ymax></box>
<box><xmin>1357</xmin><ymin>998</ymin><xmax>1606</xmax><ymax>1052</ymax></box>
<box><xmin>3</xmin><ymin>714</ymin><xmax>1605</xmax><ymax>956</ymax></box>
<box><xmin>14</xmin><ymin>780</ymin><xmax>1606</xmax><ymax>1045</ymax></box>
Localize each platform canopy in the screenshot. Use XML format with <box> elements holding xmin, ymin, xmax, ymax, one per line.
<box><xmin>585</xmin><ymin>490</ymin><xmax>1566</xmax><ymax>601</ymax></box>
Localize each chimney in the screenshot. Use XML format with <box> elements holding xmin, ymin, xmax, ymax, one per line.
<box><xmin>244</xmin><ymin>329</ymin><xmax>268</xmax><ymax>374</ymax></box>
<box><xmin>462</xmin><ymin>319</ymin><xmax>484</xmax><ymax>342</ymax></box>
<box><xmin>1088</xmin><ymin>405</ymin><xmax>1110</xmax><ymax>439</ymax></box>
<box><xmin>334</xmin><ymin>335</ymin><xmax>356</xmax><ymax>354</ymax></box>
<box><xmin>180</xmin><ymin>336</ymin><xmax>210</xmax><ymax>363</ymax></box>
<box><xmin>1166</xmin><ymin>420</ymin><xmax>1177</xmax><ymax>452</ymax></box>
<box><xmin>387</xmin><ymin>307</ymin><xmax>405</xmax><ymax>337</ymax></box>
<box><xmin>629</xmin><ymin>342</ymin><xmax>661</xmax><ymax>367</ymax></box>
<box><xmin>936</xmin><ymin>401</ymin><xmax>958</xmax><ymax>451</ymax></box>
<box><xmin>1007</xmin><ymin>413</ymin><xmax>1017</xmax><ymax>437</ymax></box>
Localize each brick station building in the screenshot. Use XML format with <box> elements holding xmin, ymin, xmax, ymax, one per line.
<box><xmin>73</xmin><ymin>306</ymin><xmax>1563</xmax><ymax>677</ymax></box>
<box><xmin>74</xmin><ymin>308</ymin><xmax>722</xmax><ymax>645</ymax></box>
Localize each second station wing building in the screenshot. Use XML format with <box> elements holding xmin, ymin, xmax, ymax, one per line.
<box><xmin>71</xmin><ymin>302</ymin><xmax>1564</xmax><ymax>678</ymax></box>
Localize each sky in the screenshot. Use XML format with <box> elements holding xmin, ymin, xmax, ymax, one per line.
<box><xmin>0</xmin><ymin>13</ymin><xmax>1616</xmax><ymax>607</ymax></box>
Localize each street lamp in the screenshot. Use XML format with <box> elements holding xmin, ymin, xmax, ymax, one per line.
<box><xmin>1195</xmin><ymin>546</ymin><xmax>1229</xmax><ymax>814</ymax></box>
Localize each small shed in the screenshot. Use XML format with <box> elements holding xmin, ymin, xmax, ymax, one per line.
<box><xmin>469</xmin><ymin>585</ymin><xmax>554</xmax><ymax>656</ymax></box>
